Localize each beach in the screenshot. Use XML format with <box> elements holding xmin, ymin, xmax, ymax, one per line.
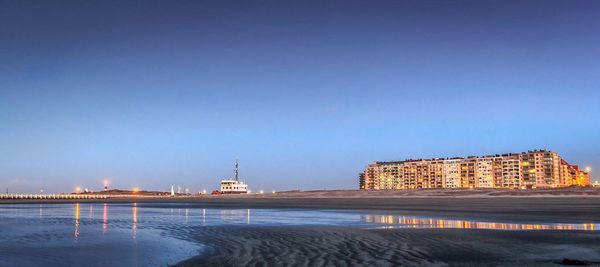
<box><xmin>3</xmin><ymin>188</ymin><xmax>600</xmax><ymax>222</ymax></box>
<box><xmin>176</xmin><ymin>226</ymin><xmax>600</xmax><ymax>266</ymax></box>
<box><xmin>3</xmin><ymin>189</ymin><xmax>600</xmax><ymax>266</ymax></box>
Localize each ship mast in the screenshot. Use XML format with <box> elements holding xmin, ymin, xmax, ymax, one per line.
<box><xmin>234</xmin><ymin>159</ymin><xmax>239</xmax><ymax>181</ymax></box>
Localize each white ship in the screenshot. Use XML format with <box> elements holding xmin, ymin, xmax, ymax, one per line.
<box><xmin>215</xmin><ymin>160</ymin><xmax>248</xmax><ymax>194</ymax></box>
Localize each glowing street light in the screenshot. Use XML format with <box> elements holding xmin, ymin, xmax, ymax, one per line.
<box><xmin>585</xmin><ymin>166</ymin><xmax>592</xmax><ymax>173</ymax></box>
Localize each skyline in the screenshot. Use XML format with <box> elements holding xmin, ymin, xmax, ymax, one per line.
<box><xmin>1</xmin><ymin>0</ymin><xmax>600</xmax><ymax>193</ymax></box>
<box><xmin>360</xmin><ymin>149</ymin><xmax>591</xmax><ymax>190</ymax></box>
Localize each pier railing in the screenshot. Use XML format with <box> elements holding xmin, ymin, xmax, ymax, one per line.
<box><xmin>0</xmin><ymin>194</ymin><xmax>199</xmax><ymax>200</ymax></box>
<box><xmin>0</xmin><ymin>194</ymin><xmax>109</xmax><ymax>200</ymax></box>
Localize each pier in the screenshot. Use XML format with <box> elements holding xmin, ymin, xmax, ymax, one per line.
<box><xmin>0</xmin><ymin>194</ymin><xmax>108</xmax><ymax>200</ymax></box>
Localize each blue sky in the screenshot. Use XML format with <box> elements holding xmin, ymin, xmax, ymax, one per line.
<box><xmin>1</xmin><ymin>0</ymin><xmax>599</xmax><ymax>193</ymax></box>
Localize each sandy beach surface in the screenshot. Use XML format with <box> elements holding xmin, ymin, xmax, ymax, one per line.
<box><xmin>175</xmin><ymin>226</ymin><xmax>600</xmax><ymax>266</ymax></box>
<box><xmin>4</xmin><ymin>189</ymin><xmax>600</xmax><ymax>266</ymax></box>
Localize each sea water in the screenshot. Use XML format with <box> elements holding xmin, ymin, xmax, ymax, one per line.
<box><xmin>0</xmin><ymin>203</ymin><xmax>597</xmax><ymax>266</ymax></box>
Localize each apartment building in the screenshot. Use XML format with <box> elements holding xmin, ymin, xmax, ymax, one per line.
<box><xmin>359</xmin><ymin>150</ymin><xmax>590</xmax><ymax>190</ymax></box>
<box><xmin>443</xmin><ymin>158</ymin><xmax>462</xmax><ymax>188</ymax></box>
<box><xmin>362</xmin><ymin>163</ymin><xmax>380</xmax><ymax>189</ymax></box>
<box><xmin>501</xmin><ymin>154</ymin><xmax>521</xmax><ymax>188</ymax></box>
<box><xmin>476</xmin><ymin>156</ymin><xmax>496</xmax><ymax>188</ymax></box>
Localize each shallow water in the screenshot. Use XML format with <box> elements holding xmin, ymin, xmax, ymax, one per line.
<box><xmin>0</xmin><ymin>203</ymin><xmax>597</xmax><ymax>266</ymax></box>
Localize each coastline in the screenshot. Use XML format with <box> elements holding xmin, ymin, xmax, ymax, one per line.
<box><xmin>3</xmin><ymin>194</ymin><xmax>600</xmax><ymax>223</ymax></box>
<box><xmin>4</xmin><ymin>190</ymin><xmax>600</xmax><ymax>266</ymax></box>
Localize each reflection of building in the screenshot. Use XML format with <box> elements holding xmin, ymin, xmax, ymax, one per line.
<box><xmin>219</xmin><ymin>209</ymin><xmax>251</xmax><ymax>223</ymax></box>
<box><xmin>362</xmin><ymin>214</ymin><xmax>598</xmax><ymax>230</ymax></box>
<box><xmin>359</xmin><ymin>150</ymin><xmax>590</xmax><ymax>189</ymax></box>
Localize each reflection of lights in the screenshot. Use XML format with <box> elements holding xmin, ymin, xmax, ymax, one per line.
<box><xmin>220</xmin><ymin>209</ymin><xmax>250</xmax><ymax>222</ymax></box>
<box><xmin>74</xmin><ymin>203</ymin><xmax>80</xmax><ymax>240</ymax></box>
<box><xmin>132</xmin><ymin>204</ymin><xmax>138</xmax><ymax>223</ymax></box>
<box><xmin>202</xmin><ymin>208</ymin><xmax>206</xmax><ymax>224</ymax></box>
<box><xmin>185</xmin><ymin>208</ymin><xmax>189</xmax><ymax>224</ymax></box>
<box><xmin>362</xmin><ymin>214</ymin><xmax>600</xmax><ymax>231</ymax></box>
<box><xmin>102</xmin><ymin>203</ymin><xmax>108</xmax><ymax>232</ymax></box>
<box><xmin>247</xmin><ymin>209</ymin><xmax>250</xmax><ymax>224</ymax></box>
<box><xmin>132</xmin><ymin>203</ymin><xmax>138</xmax><ymax>239</ymax></box>
<box><xmin>39</xmin><ymin>204</ymin><xmax>43</xmax><ymax>218</ymax></box>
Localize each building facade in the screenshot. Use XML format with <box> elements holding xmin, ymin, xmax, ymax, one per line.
<box><xmin>359</xmin><ymin>150</ymin><xmax>590</xmax><ymax>190</ymax></box>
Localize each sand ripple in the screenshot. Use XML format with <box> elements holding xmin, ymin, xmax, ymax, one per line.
<box><xmin>175</xmin><ymin>226</ymin><xmax>600</xmax><ymax>267</ymax></box>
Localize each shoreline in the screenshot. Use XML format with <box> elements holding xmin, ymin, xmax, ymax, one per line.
<box><xmin>3</xmin><ymin>194</ymin><xmax>600</xmax><ymax>266</ymax></box>
<box><xmin>3</xmin><ymin>196</ymin><xmax>600</xmax><ymax>223</ymax></box>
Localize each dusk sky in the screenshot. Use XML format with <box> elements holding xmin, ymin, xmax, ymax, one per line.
<box><xmin>1</xmin><ymin>0</ymin><xmax>599</xmax><ymax>193</ymax></box>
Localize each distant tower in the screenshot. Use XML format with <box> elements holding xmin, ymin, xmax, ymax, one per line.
<box><xmin>171</xmin><ymin>185</ymin><xmax>175</xmax><ymax>196</ymax></box>
<box><xmin>234</xmin><ymin>159</ymin><xmax>239</xmax><ymax>181</ymax></box>
<box><xmin>103</xmin><ymin>180</ymin><xmax>109</xmax><ymax>191</ymax></box>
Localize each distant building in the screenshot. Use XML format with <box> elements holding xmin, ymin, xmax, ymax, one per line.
<box><xmin>443</xmin><ymin>158</ymin><xmax>461</xmax><ymax>188</ymax></box>
<box><xmin>359</xmin><ymin>150</ymin><xmax>590</xmax><ymax>190</ymax></box>
<box><xmin>216</xmin><ymin>160</ymin><xmax>248</xmax><ymax>194</ymax></box>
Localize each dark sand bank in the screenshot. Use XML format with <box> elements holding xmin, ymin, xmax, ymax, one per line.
<box><xmin>175</xmin><ymin>226</ymin><xmax>600</xmax><ymax>267</ymax></box>
<box><xmin>4</xmin><ymin>196</ymin><xmax>600</xmax><ymax>223</ymax></box>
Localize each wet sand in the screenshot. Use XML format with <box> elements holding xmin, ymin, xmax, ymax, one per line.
<box><xmin>162</xmin><ymin>196</ymin><xmax>600</xmax><ymax>266</ymax></box>
<box><xmin>175</xmin><ymin>226</ymin><xmax>600</xmax><ymax>266</ymax></box>
<box><xmin>5</xmin><ymin>191</ymin><xmax>600</xmax><ymax>266</ymax></box>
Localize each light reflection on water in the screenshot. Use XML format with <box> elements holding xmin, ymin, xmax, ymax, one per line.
<box><xmin>74</xmin><ymin>203</ymin><xmax>80</xmax><ymax>240</ymax></box>
<box><xmin>2</xmin><ymin>204</ymin><xmax>599</xmax><ymax>235</ymax></box>
<box><xmin>0</xmin><ymin>203</ymin><xmax>598</xmax><ymax>266</ymax></box>
<box><xmin>1</xmin><ymin>204</ymin><xmax>599</xmax><ymax>233</ymax></box>
<box><xmin>362</xmin><ymin>214</ymin><xmax>599</xmax><ymax>231</ymax></box>
<box><xmin>0</xmin><ymin>203</ymin><xmax>204</xmax><ymax>266</ymax></box>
